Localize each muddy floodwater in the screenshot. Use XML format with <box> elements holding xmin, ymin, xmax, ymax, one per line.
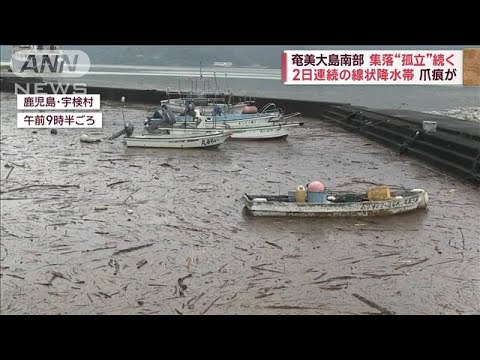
<box><xmin>1</xmin><ymin>92</ymin><xmax>479</xmax><ymax>315</ymax></box>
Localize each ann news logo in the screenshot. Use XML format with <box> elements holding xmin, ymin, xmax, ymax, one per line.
<box><xmin>10</xmin><ymin>46</ymin><xmax>90</xmax><ymax>78</ymax></box>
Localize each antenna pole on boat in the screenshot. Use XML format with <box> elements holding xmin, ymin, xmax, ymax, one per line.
<box><xmin>214</xmin><ymin>71</ymin><xmax>220</xmax><ymax>93</ymax></box>
<box><xmin>108</xmin><ymin>96</ymin><xmax>132</xmax><ymax>140</ymax></box>
<box><xmin>225</xmin><ymin>73</ymin><xmax>229</xmax><ymax>92</ymax></box>
<box><xmin>184</xmin><ymin>109</ymin><xmax>187</xmax><ymax>130</ymax></box>
<box><xmin>121</xmin><ymin>96</ymin><xmax>126</xmax><ymax>127</ymax></box>
<box><xmin>200</xmin><ymin>60</ymin><xmax>203</xmax><ymax>79</ymax></box>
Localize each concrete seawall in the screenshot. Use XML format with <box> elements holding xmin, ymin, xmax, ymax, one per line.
<box><xmin>0</xmin><ymin>75</ymin><xmax>351</xmax><ymax>114</ymax></box>
<box><xmin>2</xmin><ymin>76</ymin><xmax>479</xmax><ymax>183</ymax></box>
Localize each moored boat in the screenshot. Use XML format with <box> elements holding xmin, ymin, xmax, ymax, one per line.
<box><xmin>243</xmin><ymin>183</ymin><xmax>429</xmax><ymax>217</ymax></box>
<box><xmin>161</xmin><ymin>96</ymin><xmax>248</xmax><ymax>115</ymax></box>
<box><xmin>145</xmin><ymin>104</ymin><xmax>300</xmax><ymax>127</ymax></box>
<box><xmin>110</xmin><ymin>96</ymin><xmax>233</xmax><ymax>149</ymax></box>
<box><xmin>195</xmin><ymin>119</ymin><xmax>304</xmax><ymax>140</ymax></box>
<box><xmin>228</xmin><ymin>123</ymin><xmax>302</xmax><ymax>140</ymax></box>
<box><xmin>169</xmin><ymin>111</ymin><xmax>285</xmax><ymax>127</ymax></box>
<box><xmin>161</xmin><ymin>111</ymin><xmax>304</xmax><ymax>140</ymax></box>
<box><xmin>125</xmin><ymin>129</ymin><xmax>232</xmax><ymax>149</ymax></box>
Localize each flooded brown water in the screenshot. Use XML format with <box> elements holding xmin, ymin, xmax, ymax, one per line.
<box><xmin>1</xmin><ymin>92</ymin><xmax>479</xmax><ymax>315</ymax></box>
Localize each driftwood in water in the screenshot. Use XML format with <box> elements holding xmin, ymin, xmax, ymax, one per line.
<box><xmin>112</xmin><ymin>243</ymin><xmax>154</xmax><ymax>256</ymax></box>
<box><xmin>178</xmin><ymin>274</ymin><xmax>192</xmax><ymax>297</ymax></box>
<box><xmin>107</xmin><ymin>180</ymin><xmax>131</xmax><ymax>188</ymax></box>
<box><xmin>5</xmin><ymin>166</ymin><xmax>14</xmax><ymax>180</ymax></box>
<box><xmin>352</xmin><ymin>293</ymin><xmax>395</xmax><ymax>315</ymax></box>
<box><xmin>0</xmin><ymin>184</ymin><xmax>80</xmax><ymax>194</ymax></box>
<box><xmin>200</xmin><ymin>296</ymin><xmax>221</xmax><ymax>315</ymax></box>
<box><xmin>394</xmin><ymin>258</ymin><xmax>429</xmax><ymax>270</ymax></box>
<box><xmin>136</xmin><ymin>259</ymin><xmax>148</xmax><ymax>269</ymax></box>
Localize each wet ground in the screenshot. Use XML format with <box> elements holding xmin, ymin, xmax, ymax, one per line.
<box><xmin>1</xmin><ymin>92</ymin><xmax>479</xmax><ymax>315</ymax></box>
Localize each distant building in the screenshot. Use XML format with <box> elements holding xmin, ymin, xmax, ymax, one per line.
<box><xmin>12</xmin><ymin>45</ymin><xmax>63</xmax><ymax>55</ymax></box>
<box><xmin>213</xmin><ymin>61</ymin><xmax>233</xmax><ymax>67</ymax></box>
<box><xmin>12</xmin><ymin>45</ymin><xmax>62</xmax><ymax>51</ymax></box>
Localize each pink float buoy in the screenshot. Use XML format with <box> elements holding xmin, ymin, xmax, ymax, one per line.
<box><xmin>307</xmin><ymin>181</ymin><xmax>325</xmax><ymax>192</ymax></box>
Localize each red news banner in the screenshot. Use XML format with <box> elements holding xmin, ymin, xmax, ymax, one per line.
<box><xmin>282</xmin><ymin>50</ymin><xmax>463</xmax><ymax>85</ymax></box>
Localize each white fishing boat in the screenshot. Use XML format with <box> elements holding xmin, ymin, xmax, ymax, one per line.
<box><xmin>161</xmin><ymin>97</ymin><xmax>248</xmax><ymax>115</ymax></box>
<box><xmin>161</xmin><ymin>78</ymin><xmax>250</xmax><ymax>115</ymax></box>
<box><xmin>244</xmin><ymin>187</ymin><xmax>429</xmax><ymax>217</ymax></box>
<box><xmin>164</xmin><ymin>111</ymin><xmax>303</xmax><ymax>140</ymax></box>
<box><xmin>144</xmin><ymin>107</ymin><xmax>302</xmax><ymax>138</ymax></box>
<box><xmin>125</xmin><ymin>129</ymin><xmax>232</xmax><ymax>149</ymax></box>
<box><xmin>194</xmin><ymin>118</ymin><xmax>304</xmax><ymax>140</ymax></box>
<box><xmin>110</xmin><ymin>96</ymin><xmax>232</xmax><ymax>149</ymax></box>
<box><xmin>202</xmin><ymin>105</ymin><xmax>300</xmax><ymax>128</ymax></box>
<box><xmin>167</xmin><ymin>111</ymin><xmax>283</xmax><ymax>127</ymax></box>
<box><xmin>229</xmin><ymin>122</ymin><xmax>303</xmax><ymax>140</ymax></box>
<box><xmin>144</xmin><ymin>109</ymin><xmax>277</xmax><ymax>132</ymax></box>
<box><xmin>186</xmin><ymin>111</ymin><xmax>288</xmax><ymax>128</ymax></box>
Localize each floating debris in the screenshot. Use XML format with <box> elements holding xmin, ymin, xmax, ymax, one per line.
<box><xmin>94</xmin><ymin>206</ymin><xmax>108</xmax><ymax>211</ymax></box>
<box><xmin>80</xmin><ymin>134</ymin><xmax>101</xmax><ymax>143</ymax></box>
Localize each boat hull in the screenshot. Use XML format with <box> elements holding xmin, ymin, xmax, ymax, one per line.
<box><xmin>207</xmin><ymin>113</ymin><xmax>283</xmax><ymax>127</ymax></box>
<box><xmin>161</xmin><ymin>100</ymin><xmax>247</xmax><ymax>115</ymax></box>
<box><xmin>125</xmin><ymin>131</ymin><xmax>231</xmax><ymax>149</ymax></box>
<box><xmin>229</xmin><ymin>123</ymin><xmax>301</xmax><ymax>139</ymax></box>
<box><xmin>173</xmin><ymin>112</ymin><xmax>283</xmax><ymax>127</ymax></box>
<box><xmin>243</xmin><ymin>190</ymin><xmax>428</xmax><ymax>217</ymax></box>
<box><xmin>172</xmin><ymin>122</ymin><xmax>303</xmax><ymax>140</ymax></box>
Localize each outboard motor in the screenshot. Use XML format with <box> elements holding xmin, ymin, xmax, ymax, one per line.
<box><xmin>144</xmin><ymin>106</ymin><xmax>177</xmax><ymax>133</ymax></box>
<box><xmin>109</xmin><ymin>95</ymin><xmax>135</xmax><ymax>140</ymax></box>
<box><xmin>124</xmin><ymin>122</ymin><xmax>134</xmax><ymax>137</ymax></box>
<box><xmin>213</xmin><ymin>105</ymin><xmax>223</xmax><ymax>116</ymax></box>
<box><xmin>152</xmin><ymin>109</ymin><xmax>163</xmax><ymax>119</ymax></box>
<box><xmin>109</xmin><ymin>122</ymin><xmax>135</xmax><ymax>140</ymax></box>
<box><xmin>162</xmin><ymin>107</ymin><xmax>176</xmax><ymax>125</ymax></box>
<box><xmin>144</xmin><ymin>117</ymin><xmax>162</xmax><ymax>133</ymax></box>
<box><xmin>185</xmin><ymin>102</ymin><xmax>196</xmax><ymax>117</ymax></box>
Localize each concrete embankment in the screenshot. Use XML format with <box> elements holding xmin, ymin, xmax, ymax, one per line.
<box><xmin>2</xmin><ymin>75</ymin><xmax>478</xmax><ymax>183</ymax></box>
<box><xmin>318</xmin><ymin>105</ymin><xmax>479</xmax><ymax>183</ymax></box>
